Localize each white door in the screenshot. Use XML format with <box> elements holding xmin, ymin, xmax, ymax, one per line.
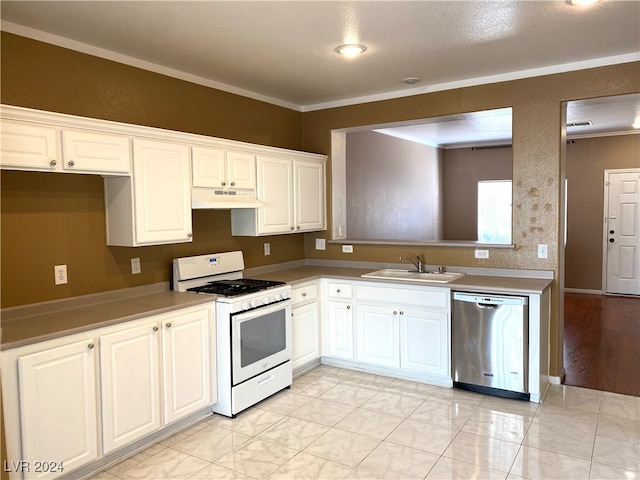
<box><xmin>355</xmin><ymin>305</ymin><xmax>400</xmax><ymax>368</ymax></box>
<box><xmin>18</xmin><ymin>339</ymin><xmax>99</xmax><ymax>479</ymax></box>
<box><xmin>0</xmin><ymin>120</ymin><xmax>58</xmax><ymax>171</ymax></box>
<box><xmin>294</xmin><ymin>160</ymin><xmax>325</xmax><ymax>232</ymax></box>
<box><xmin>227</xmin><ymin>151</ymin><xmax>256</xmax><ymax>189</ymax></box>
<box><xmin>161</xmin><ymin>308</ymin><xmax>211</xmax><ymax>425</ymax></box>
<box><xmin>192</xmin><ymin>145</ymin><xmax>226</xmax><ymax>188</ymax></box>
<box><xmin>400</xmin><ymin>309</ymin><xmax>449</xmax><ymax>376</ymax></box>
<box><xmin>61</xmin><ymin>129</ymin><xmax>130</xmax><ymax>174</ymax></box>
<box><xmin>292</xmin><ymin>302</ymin><xmax>320</xmax><ymax>369</ymax></box>
<box><xmin>100</xmin><ymin>322</ymin><xmax>161</xmax><ymax>453</ymax></box>
<box><xmin>604</xmin><ymin>169</ymin><xmax>640</xmax><ymax>295</ymax></box>
<box><xmin>133</xmin><ymin>139</ymin><xmax>192</xmax><ymax>244</ymax></box>
<box><xmin>256</xmin><ymin>156</ymin><xmax>294</xmax><ymax>234</ymax></box>
<box><xmin>324</xmin><ymin>301</ymin><xmax>354</xmax><ymax>360</ymax></box>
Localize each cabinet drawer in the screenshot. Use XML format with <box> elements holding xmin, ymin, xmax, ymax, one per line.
<box><xmin>327</xmin><ymin>282</ymin><xmax>353</xmax><ymax>298</ymax></box>
<box><xmin>291</xmin><ymin>283</ymin><xmax>318</xmax><ymax>305</ymax></box>
<box><xmin>355</xmin><ymin>284</ymin><xmax>448</xmax><ymax>309</ymax></box>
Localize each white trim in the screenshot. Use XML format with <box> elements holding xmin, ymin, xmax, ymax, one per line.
<box><xmin>3</xmin><ymin>21</ymin><xmax>638</xmax><ymax>113</ymax></box>
<box><xmin>564</xmin><ymin>288</ymin><xmax>603</xmax><ymax>295</ymax></box>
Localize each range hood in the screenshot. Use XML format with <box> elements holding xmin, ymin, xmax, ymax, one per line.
<box><xmin>191</xmin><ymin>188</ymin><xmax>262</xmax><ymax>209</ymax></box>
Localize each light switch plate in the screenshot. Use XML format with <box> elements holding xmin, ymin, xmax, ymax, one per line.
<box><xmin>538</xmin><ymin>244</ymin><xmax>548</xmax><ymax>259</ymax></box>
<box><xmin>475</xmin><ymin>249</ymin><xmax>489</xmax><ymax>259</ymax></box>
<box><xmin>342</xmin><ymin>245</ymin><xmax>354</xmax><ymax>253</ymax></box>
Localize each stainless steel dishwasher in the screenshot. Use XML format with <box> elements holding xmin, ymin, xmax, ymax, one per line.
<box><xmin>452</xmin><ymin>292</ymin><xmax>529</xmax><ymax>400</ymax></box>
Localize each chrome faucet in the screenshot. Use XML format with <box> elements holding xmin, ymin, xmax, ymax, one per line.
<box><xmin>399</xmin><ymin>255</ymin><xmax>424</xmax><ymax>273</ymax></box>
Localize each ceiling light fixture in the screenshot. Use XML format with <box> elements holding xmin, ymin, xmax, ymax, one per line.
<box><xmin>336</xmin><ymin>44</ymin><xmax>366</xmax><ymax>57</ymax></box>
<box><xmin>566</xmin><ymin>0</ymin><xmax>600</xmax><ymax>6</ymax></box>
<box><xmin>401</xmin><ymin>77</ymin><xmax>422</xmax><ymax>85</ymax></box>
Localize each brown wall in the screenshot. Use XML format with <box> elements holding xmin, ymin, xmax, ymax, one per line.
<box><xmin>565</xmin><ymin>134</ymin><xmax>640</xmax><ymax>291</ymax></box>
<box><xmin>0</xmin><ymin>33</ymin><xmax>307</xmax><ymax>307</ymax></box>
<box><xmin>301</xmin><ymin>62</ymin><xmax>640</xmax><ymax>378</ymax></box>
<box><xmin>443</xmin><ymin>146</ymin><xmax>513</xmax><ymax>240</ymax></box>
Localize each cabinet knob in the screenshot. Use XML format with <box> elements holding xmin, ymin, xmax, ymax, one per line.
<box><xmin>336</xmin><ymin>289</ymin><xmax>341</xmax><ymax>293</ymax></box>
<box><xmin>187</xmin><ymin>233</ymin><xmax>193</xmax><ymax>238</ymax></box>
<box><xmin>221</xmin><ymin>181</ymin><xmax>226</xmax><ymax>186</ymax></box>
<box><xmin>67</xmin><ymin>160</ymin><xmax>75</xmax><ymax>167</ymax></box>
<box><xmin>296</xmin><ymin>226</ymin><xmax>301</xmax><ymax>230</ymax></box>
<box><xmin>153</xmin><ymin>326</ymin><xmax>159</xmax><ymax>332</ymax></box>
<box><xmin>230</xmin><ymin>182</ymin><xmax>235</xmax><ymax>187</ymax></box>
<box><xmin>49</xmin><ymin>159</ymin><xmax>57</xmax><ymax>167</ymax></box>
<box><xmin>165</xmin><ymin>322</ymin><xmax>172</xmax><ymax>328</ymax></box>
<box><xmin>87</xmin><ymin>343</ymin><xmax>95</xmax><ymax>350</ymax></box>
<box><xmin>399</xmin><ymin>311</ymin><xmax>404</xmax><ymax>315</ymax></box>
<box><xmin>393</xmin><ymin>310</ymin><xmax>398</xmax><ymax>315</ymax></box>
<box><xmin>346</xmin><ymin>305</ymin><xmax>351</xmax><ymax>310</ymax></box>
<box><xmin>302</xmin><ymin>292</ymin><xmax>307</xmax><ymax>297</ymax></box>
<box><xmin>290</xmin><ymin>227</ymin><xmax>295</xmax><ymax>231</ymax></box>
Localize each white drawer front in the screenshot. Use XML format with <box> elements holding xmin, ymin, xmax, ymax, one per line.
<box><xmin>328</xmin><ymin>282</ymin><xmax>353</xmax><ymax>298</ymax></box>
<box><xmin>291</xmin><ymin>283</ymin><xmax>319</xmax><ymax>305</ymax></box>
<box><xmin>355</xmin><ymin>284</ymin><xmax>448</xmax><ymax>309</ymax></box>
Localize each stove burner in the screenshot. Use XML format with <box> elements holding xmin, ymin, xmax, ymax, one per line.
<box><xmin>187</xmin><ymin>278</ymin><xmax>286</xmax><ymax>297</ymax></box>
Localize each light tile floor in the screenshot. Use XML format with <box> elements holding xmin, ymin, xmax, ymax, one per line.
<box><xmin>90</xmin><ymin>365</ymin><xmax>640</xmax><ymax>480</ymax></box>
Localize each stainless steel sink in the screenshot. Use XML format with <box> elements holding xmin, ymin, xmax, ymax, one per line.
<box><xmin>361</xmin><ymin>269</ymin><xmax>466</xmax><ymax>283</ymax></box>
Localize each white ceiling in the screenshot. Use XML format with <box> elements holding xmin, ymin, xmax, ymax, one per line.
<box><xmin>1</xmin><ymin>0</ymin><xmax>639</xmax><ymax>145</ymax></box>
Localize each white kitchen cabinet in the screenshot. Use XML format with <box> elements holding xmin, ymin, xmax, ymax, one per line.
<box><xmin>17</xmin><ymin>338</ymin><xmax>99</xmax><ymax>479</ymax></box>
<box><xmin>291</xmin><ymin>282</ymin><xmax>321</xmax><ymax>370</ymax></box>
<box><xmin>400</xmin><ymin>308</ymin><xmax>449</xmax><ymax>376</ymax></box>
<box><xmin>0</xmin><ymin>120</ymin><xmax>131</xmax><ymax>175</ymax></box>
<box><xmin>99</xmin><ymin>322</ymin><xmax>161</xmax><ymax>454</ymax></box>
<box><xmin>192</xmin><ymin>146</ymin><xmax>256</xmax><ymax>190</ymax></box>
<box><xmin>161</xmin><ymin>307</ymin><xmax>212</xmax><ymax>424</ymax></box>
<box><xmin>355</xmin><ymin>304</ymin><xmax>400</xmax><ymax>368</ymax></box>
<box><xmin>230</xmin><ymin>154</ymin><xmax>326</xmax><ymax>236</ymax></box>
<box><xmin>324</xmin><ymin>301</ymin><xmax>354</xmax><ymax>360</ymax></box>
<box><xmin>104</xmin><ymin>138</ymin><xmax>193</xmax><ymax>246</ymax></box>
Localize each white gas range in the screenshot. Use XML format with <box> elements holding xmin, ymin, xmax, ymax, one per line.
<box><xmin>173</xmin><ymin>251</ymin><xmax>292</xmax><ymax>417</ymax></box>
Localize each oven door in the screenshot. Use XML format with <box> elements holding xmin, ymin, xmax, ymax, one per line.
<box><xmin>231</xmin><ymin>300</ymin><xmax>291</xmax><ymax>385</ymax></box>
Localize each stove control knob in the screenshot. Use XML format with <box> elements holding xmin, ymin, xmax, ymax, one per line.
<box><xmin>281</xmin><ymin>291</ymin><xmax>288</xmax><ymax>299</ymax></box>
<box><xmin>274</xmin><ymin>292</ymin><xmax>282</xmax><ymax>301</ymax></box>
<box><xmin>241</xmin><ymin>302</ymin><xmax>248</xmax><ymax>310</ymax></box>
<box><xmin>262</xmin><ymin>296</ymin><xmax>270</xmax><ymax>305</ymax></box>
<box><xmin>250</xmin><ymin>299</ymin><xmax>258</xmax><ymax>308</ymax></box>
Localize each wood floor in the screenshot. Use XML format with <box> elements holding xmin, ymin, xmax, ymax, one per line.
<box><xmin>564</xmin><ymin>293</ymin><xmax>640</xmax><ymax>397</ymax></box>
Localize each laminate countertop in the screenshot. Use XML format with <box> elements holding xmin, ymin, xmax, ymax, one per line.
<box><xmin>1</xmin><ymin>265</ymin><xmax>553</xmax><ymax>350</ymax></box>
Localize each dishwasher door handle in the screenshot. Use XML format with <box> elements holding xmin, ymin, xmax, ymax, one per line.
<box><xmin>476</xmin><ymin>303</ymin><xmax>498</xmax><ymax>309</ymax></box>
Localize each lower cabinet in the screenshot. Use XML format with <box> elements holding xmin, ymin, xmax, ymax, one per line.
<box><xmin>291</xmin><ymin>282</ymin><xmax>321</xmax><ymax>370</ymax></box>
<box><xmin>2</xmin><ymin>304</ymin><xmax>214</xmax><ymax>480</ymax></box>
<box><xmin>17</xmin><ymin>338</ymin><xmax>99</xmax><ymax>480</ymax></box>
<box><xmin>324</xmin><ymin>300</ymin><xmax>354</xmax><ymax>360</ymax></box>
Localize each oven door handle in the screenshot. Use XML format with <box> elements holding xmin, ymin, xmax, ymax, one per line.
<box><xmin>233</xmin><ymin>300</ymin><xmax>290</xmax><ymax>321</ymax></box>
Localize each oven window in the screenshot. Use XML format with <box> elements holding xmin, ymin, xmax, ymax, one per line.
<box><xmin>239</xmin><ymin>309</ymin><xmax>286</xmax><ymax>367</ymax></box>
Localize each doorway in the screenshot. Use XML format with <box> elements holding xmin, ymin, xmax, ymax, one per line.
<box><xmin>603</xmin><ymin>168</ymin><xmax>640</xmax><ymax>296</ymax></box>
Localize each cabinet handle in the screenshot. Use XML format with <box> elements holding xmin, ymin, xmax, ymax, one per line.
<box><xmin>290</xmin><ymin>227</ymin><xmax>295</xmax><ymax>231</ymax></box>
<box><xmin>230</xmin><ymin>181</ymin><xmax>235</xmax><ymax>186</ymax></box>
<box><xmin>393</xmin><ymin>310</ymin><xmax>398</xmax><ymax>315</ymax></box>
<box><xmin>399</xmin><ymin>311</ymin><xmax>404</xmax><ymax>315</ymax></box>
<box><xmin>302</xmin><ymin>292</ymin><xmax>307</xmax><ymax>297</ymax></box>
<box><xmin>67</xmin><ymin>160</ymin><xmax>75</xmax><ymax>167</ymax></box>
<box><xmin>296</xmin><ymin>226</ymin><xmax>301</xmax><ymax>230</ymax></box>
<box><xmin>221</xmin><ymin>181</ymin><xmax>226</xmax><ymax>186</ymax></box>
<box><xmin>336</xmin><ymin>289</ymin><xmax>341</xmax><ymax>293</ymax></box>
<box><xmin>165</xmin><ymin>322</ymin><xmax>172</xmax><ymax>328</ymax></box>
<box><xmin>87</xmin><ymin>343</ymin><xmax>95</xmax><ymax>350</ymax></box>
<box><xmin>153</xmin><ymin>326</ymin><xmax>159</xmax><ymax>332</ymax></box>
<box><xmin>346</xmin><ymin>305</ymin><xmax>351</xmax><ymax>310</ymax></box>
<box><xmin>49</xmin><ymin>159</ymin><xmax>57</xmax><ymax>167</ymax></box>
<box><xmin>187</xmin><ymin>233</ymin><xmax>193</xmax><ymax>238</ymax></box>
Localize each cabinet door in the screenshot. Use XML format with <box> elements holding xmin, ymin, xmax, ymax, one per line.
<box><xmin>294</xmin><ymin>159</ymin><xmax>325</xmax><ymax>232</ymax></box>
<box><xmin>0</xmin><ymin>120</ymin><xmax>58</xmax><ymax>171</ymax></box>
<box><xmin>292</xmin><ymin>302</ymin><xmax>320</xmax><ymax>369</ymax></box>
<box><xmin>256</xmin><ymin>155</ymin><xmax>294</xmax><ymax>234</ymax></box>
<box><xmin>355</xmin><ymin>305</ymin><xmax>400</xmax><ymax>368</ymax></box>
<box><xmin>100</xmin><ymin>322</ymin><xmax>161</xmax><ymax>454</ymax></box>
<box><xmin>18</xmin><ymin>339</ymin><xmax>98</xmax><ymax>479</ymax></box>
<box><xmin>324</xmin><ymin>301</ymin><xmax>354</xmax><ymax>360</ymax></box>
<box><xmin>61</xmin><ymin>129</ymin><xmax>130</xmax><ymax>175</ymax></box>
<box><xmin>161</xmin><ymin>308</ymin><xmax>211</xmax><ymax>425</ymax></box>
<box><xmin>133</xmin><ymin>139</ymin><xmax>192</xmax><ymax>244</ymax></box>
<box><xmin>192</xmin><ymin>145</ymin><xmax>226</xmax><ymax>188</ymax></box>
<box><xmin>226</xmin><ymin>151</ymin><xmax>256</xmax><ymax>189</ymax></box>
<box><xmin>400</xmin><ymin>309</ymin><xmax>449</xmax><ymax>376</ymax></box>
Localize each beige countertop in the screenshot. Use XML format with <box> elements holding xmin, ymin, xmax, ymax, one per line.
<box><xmin>1</xmin><ymin>291</ymin><xmax>215</xmax><ymax>350</ymax></box>
<box><xmin>1</xmin><ymin>265</ymin><xmax>552</xmax><ymax>350</ymax></box>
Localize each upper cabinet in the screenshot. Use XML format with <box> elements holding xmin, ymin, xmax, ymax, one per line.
<box><xmin>104</xmin><ymin>139</ymin><xmax>193</xmax><ymax>246</ymax></box>
<box><xmin>230</xmin><ymin>154</ymin><xmax>326</xmax><ymax>236</ymax></box>
<box><xmin>192</xmin><ymin>146</ymin><xmax>256</xmax><ymax>190</ymax></box>
<box><xmin>0</xmin><ymin>120</ymin><xmax>131</xmax><ymax>175</ymax></box>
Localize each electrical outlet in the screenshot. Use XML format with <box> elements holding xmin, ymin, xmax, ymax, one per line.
<box><xmin>342</xmin><ymin>244</ymin><xmax>354</xmax><ymax>253</ymax></box>
<box><xmin>264</xmin><ymin>243</ymin><xmax>271</xmax><ymax>256</ymax></box>
<box><xmin>315</xmin><ymin>238</ymin><xmax>326</xmax><ymax>250</ymax></box>
<box><xmin>131</xmin><ymin>257</ymin><xmax>141</xmax><ymax>274</ymax></box>
<box><xmin>538</xmin><ymin>244</ymin><xmax>548</xmax><ymax>259</ymax></box>
<box><xmin>54</xmin><ymin>265</ymin><xmax>67</xmax><ymax>285</ymax></box>
<box><xmin>475</xmin><ymin>249</ymin><xmax>489</xmax><ymax>259</ymax></box>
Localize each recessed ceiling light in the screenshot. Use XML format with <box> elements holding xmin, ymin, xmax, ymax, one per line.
<box><xmin>566</xmin><ymin>0</ymin><xmax>600</xmax><ymax>6</ymax></box>
<box><xmin>402</xmin><ymin>77</ymin><xmax>422</xmax><ymax>85</ymax></box>
<box><xmin>336</xmin><ymin>44</ymin><xmax>367</xmax><ymax>57</ymax></box>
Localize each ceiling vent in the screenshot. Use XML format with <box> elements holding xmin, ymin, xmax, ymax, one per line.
<box><xmin>567</xmin><ymin>120</ymin><xmax>593</xmax><ymax>127</ymax></box>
